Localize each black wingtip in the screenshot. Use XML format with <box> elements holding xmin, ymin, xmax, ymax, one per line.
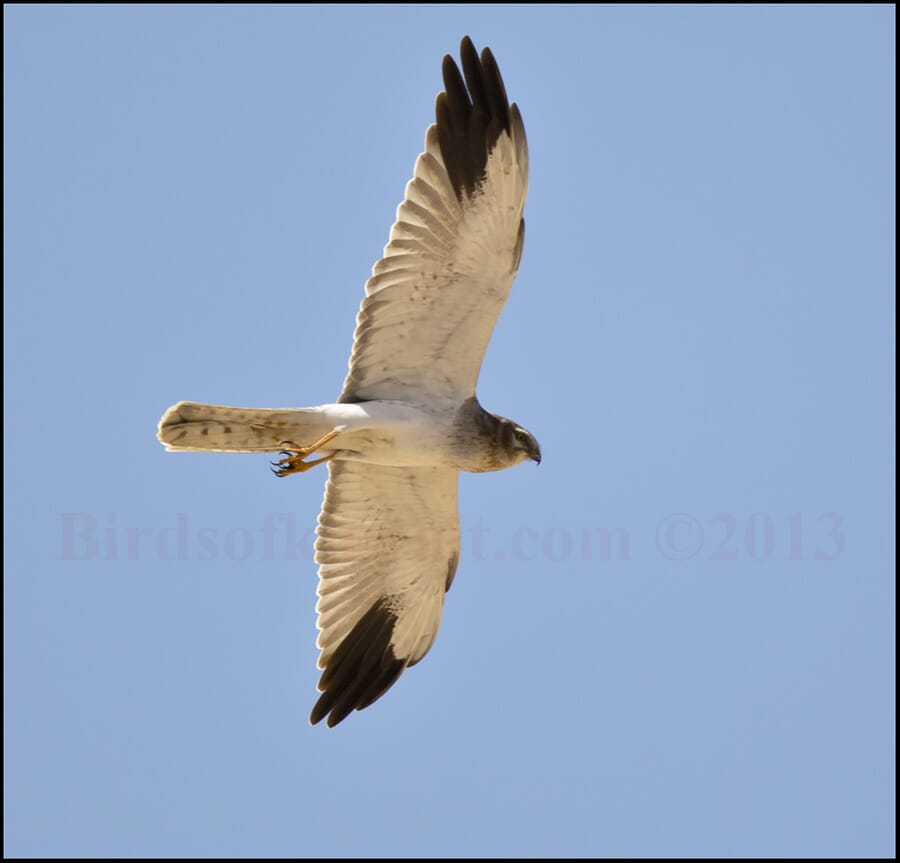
<box><xmin>436</xmin><ymin>37</ymin><xmax>513</xmax><ymax>203</ymax></box>
<box><xmin>309</xmin><ymin>597</ymin><xmax>407</xmax><ymax>728</ymax></box>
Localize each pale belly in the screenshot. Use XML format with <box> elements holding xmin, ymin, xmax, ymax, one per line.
<box><xmin>314</xmin><ymin>400</ymin><xmax>460</xmax><ymax>468</ymax></box>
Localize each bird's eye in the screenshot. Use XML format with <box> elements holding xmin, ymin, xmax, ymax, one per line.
<box><xmin>515</xmin><ymin>430</ymin><xmax>528</xmax><ymax>444</ymax></box>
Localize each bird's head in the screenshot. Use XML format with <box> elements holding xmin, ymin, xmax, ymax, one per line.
<box><xmin>498</xmin><ymin>418</ymin><xmax>541</xmax><ymax>467</ymax></box>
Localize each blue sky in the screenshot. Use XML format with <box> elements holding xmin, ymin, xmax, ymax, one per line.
<box><xmin>4</xmin><ymin>4</ymin><xmax>894</xmax><ymax>857</ymax></box>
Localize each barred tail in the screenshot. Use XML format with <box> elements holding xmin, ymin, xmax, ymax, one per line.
<box><xmin>157</xmin><ymin>401</ymin><xmax>330</xmax><ymax>453</ymax></box>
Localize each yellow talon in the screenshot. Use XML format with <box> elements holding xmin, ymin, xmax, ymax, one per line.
<box><xmin>272</xmin><ymin>429</ymin><xmax>340</xmax><ymax>477</ymax></box>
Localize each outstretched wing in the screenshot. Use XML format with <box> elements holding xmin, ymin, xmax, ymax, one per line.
<box><xmin>310</xmin><ymin>461</ymin><xmax>460</xmax><ymax>727</ymax></box>
<box><xmin>339</xmin><ymin>36</ymin><xmax>529</xmax><ymax>406</ymax></box>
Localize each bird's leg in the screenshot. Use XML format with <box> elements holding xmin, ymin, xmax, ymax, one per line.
<box><xmin>272</xmin><ymin>429</ymin><xmax>340</xmax><ymax>477</ymax></box>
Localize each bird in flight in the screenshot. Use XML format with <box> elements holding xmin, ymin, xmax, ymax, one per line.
<box><xmin>157</xmin><ymin>36</ymin><xmax>539</xmax><ymax>727</ymax></box>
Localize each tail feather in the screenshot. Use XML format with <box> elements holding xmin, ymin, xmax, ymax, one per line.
<box><xmin>157</xmin><ymin>401</ymin><xmax>329</xmax><ymax>453</ymax></box>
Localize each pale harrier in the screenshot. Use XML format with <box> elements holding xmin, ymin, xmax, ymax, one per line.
<box><xmin>157</xmin><ymin>37</ymin><xmax>539</xmax><ymax>726</ymax></box>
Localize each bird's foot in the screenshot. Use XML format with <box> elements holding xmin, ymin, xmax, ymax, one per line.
<box><xmin>271</xmin><ymin>429</ymin><xmax>340</xmax><ymax>477</ymax></box>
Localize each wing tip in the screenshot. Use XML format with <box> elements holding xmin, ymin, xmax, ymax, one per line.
<box><xmin>436</xmin><ymin>36</ymin><xmax>517</xmax><ymax>203</ymax></box>
<box><xmin>309</xmin><ymin>596</ymin><xmax>408</xmax><ymax>728</ymax></box>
